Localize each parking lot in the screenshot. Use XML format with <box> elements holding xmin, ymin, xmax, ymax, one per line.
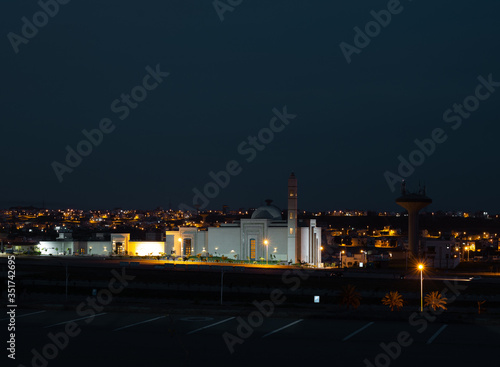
<box><xmin>5</xmin><ymin>308</ymin><xmax>499</xmax><ymax>367</ymax></box>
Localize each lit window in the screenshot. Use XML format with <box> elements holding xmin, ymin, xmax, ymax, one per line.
<box><xmin>289</xmin><ymin>228</ymin><xmax>294</xmax><ymax>235</ymax></box>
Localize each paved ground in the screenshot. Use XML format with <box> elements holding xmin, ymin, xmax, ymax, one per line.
<box><xmin>3</xmin><ymin>308</ymin><xmax>499</xmax><ymax>367</ymax></box>
<box><xmin>2</xmin><ymin>256</ymin><xmax>499</xmax><ymax>366</ymax></box>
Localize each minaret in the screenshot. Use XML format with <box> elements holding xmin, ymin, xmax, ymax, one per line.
<box><xmin>287</xmin><ymin>172</ymin><xmax>298</xmax><ymax>263</ymax></box>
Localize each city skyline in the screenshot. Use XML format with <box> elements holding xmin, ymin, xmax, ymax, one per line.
<box><xmin>0</xmin><ymin>186</ymin><xmax>499</xmax><ymax>215</ymax></box>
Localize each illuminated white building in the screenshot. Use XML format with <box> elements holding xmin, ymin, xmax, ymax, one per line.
<box><xmin>166</xmin><ymin>173</ymin><xmax>322</xmax><ymax>266</ymax></box>
<box><xmin>38</xmin><ymin>233</ymin><xmax>164</xmax><ymax>257</ymax></box>
<box><xmin>38</xmin><ymin>173</ymin><xmax>322</xmax><ymax>266</ymax></box>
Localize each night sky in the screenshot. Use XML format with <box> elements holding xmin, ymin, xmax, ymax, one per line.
<box><xmin>2</xmin><ymin>0</ymin><xmax>500</xmax><ymax>212</ymax></box>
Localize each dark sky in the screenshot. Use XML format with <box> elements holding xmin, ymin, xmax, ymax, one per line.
<box><xmin>2</xmin><ymin>1</ymin><xmax>500</xmax><ymax>213</ymax></box>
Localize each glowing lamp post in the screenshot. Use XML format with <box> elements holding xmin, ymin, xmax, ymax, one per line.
<box><xmin>361</xmin><ymin>249</ymin><xmax>367</xmax><ymax>264</ymax></box>
<box><xmin>418</xmin><ymin>263</ymin><xmax>424</xmax><ymax>312</ymax></box>
<box><xmin>264</xmin><ymin>240</ymin><xmax>269</xmax><ymax>265</ymax></box>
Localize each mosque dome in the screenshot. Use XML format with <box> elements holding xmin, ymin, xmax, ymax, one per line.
<box><xmin>251</xmin><ymin>206</ymin><xmax>282</xmax><ymax>219</ymax></box>
<box><xmin>251</xmin><ymin>200</ymin><xmax>282</xmax><ymax>220</ymax></box>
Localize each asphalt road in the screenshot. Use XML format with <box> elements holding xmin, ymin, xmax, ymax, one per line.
<box><xmin>3</xmin><ymin>308</ymin><xmax>499</xmax><ymax>367</ymax></box>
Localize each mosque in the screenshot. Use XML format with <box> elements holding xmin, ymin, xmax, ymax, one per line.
<box><xmin>165</xmin><ymin>173</ymin><xmax>322</xmax><ymax>265</ymax></box>
<box><xmin>38</xmin><ymin>173</ymin><xmax>322</xmax><ymax>266</ymax></box>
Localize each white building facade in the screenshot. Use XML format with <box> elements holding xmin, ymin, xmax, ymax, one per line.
<box><xmin>37</xmin><ymin>173</ymin><xmax>322</xmax><ymax>266</ymax></box>
<box><xmin>166</xmin><ymin>173</ymin><xmax>322</xmax><ymax>266</ymax></box>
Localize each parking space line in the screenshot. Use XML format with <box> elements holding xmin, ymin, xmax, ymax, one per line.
<box><xmin>342</xmin><ymin>321</ymin><xmax>375</xmax><ymax>341</ymax></box>
<box><xmin>426</xmin><ymin>324</ymin><xmax>447</xmax><ymax>344</ymax></box>
<box><xmin>262</xmin><ymin>319</ymin><xmax>303</xmax><ymax>338</ymax></box>
<box><xmin>44</xmin><ymin>313</ymin><xmax>107</xmax><ymax>328</ymax></box>
<box><xmin>0</xmin><ymin>310</ymin><xmax>46</xmax><ymax>321</ymax></box>
<box><xmin>186</xmin><ymin>317</ymin><xmax>235</xmax><ymax>335</ymax></box>
<box><xmin>114</xmin><ymin>316</ymin><xmax>166</xmax><ymax>331</ymax></box>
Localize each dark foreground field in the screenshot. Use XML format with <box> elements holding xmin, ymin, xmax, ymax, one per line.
<box><xmin>2</xmin><ymin>256</ymin><xmax>500</xmax><ymax>367</ymax></box>
<box><xmin>4</xmin><ymin>308</ymin><xmax>500</xmax><ymax>367</ymax></box>
<box><xmin>2</xmin><ymin>256</ymin><xmax>500</xmax><ymax>318</ymax></box>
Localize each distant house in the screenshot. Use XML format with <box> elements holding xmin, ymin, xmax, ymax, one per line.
<box><xmin>423</xmin><ymin>239</ymin><xmax>460</xmax><ymax>269</ymax></box>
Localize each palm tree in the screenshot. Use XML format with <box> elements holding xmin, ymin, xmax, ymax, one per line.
<box><xmin>424</xmin><ymin>291</ymin><xmax>448</xmax><ymax>311</ymax></box>
<box><xmin>340</xmin><ymin>284</ymin><xmax>361</xmax><ymax>310</ymax></box>
<box><xmin>381</xmin><ymin>291</ymin><xmax>404</xmax><ymax>311</ymax></box>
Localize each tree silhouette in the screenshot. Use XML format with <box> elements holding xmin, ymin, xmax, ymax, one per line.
<box><xmin>424</xmin><ymin>291</ymin><xmax>448</xmax><ymax>311</ymax></box>
<box><xmin>381</xmin><ymin>291</ymin><xmax>404</xmax><ymax>311</ymax></box>
<box><xmin>340</xmin><ymin>284</ymin><xmax>361</xmax><ymax>310</ymax></box>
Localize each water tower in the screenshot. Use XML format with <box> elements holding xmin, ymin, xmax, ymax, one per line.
<box><xmin>396</xmin><ymin>181</ymin><xmax>432</xmax><ymax>258</ymax></box>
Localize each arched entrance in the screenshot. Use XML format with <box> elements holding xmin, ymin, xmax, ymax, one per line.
<box><xmin>250</xmin><ymin>238</ymin><xmax>256</xmax><ymax>260</ymax></box>
<box><xmin>183</xmin><ymin>238</ymin><xmax>192</xmax><ymax>257</ymax></box>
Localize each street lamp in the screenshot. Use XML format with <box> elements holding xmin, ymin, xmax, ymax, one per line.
<box><xmin>264</xmin><ymin>240</ymin><xmax>269</xmax><ymax>265</ymax></box>
<box><xmin>418</xmin><ymin>263</ymin><xmax>424</xmax><ymax>312</ymax></box>
<box><xmin>340</xmin><ymin>250</ymin><xmax>345</xmax><ymax>268</ymax></box>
